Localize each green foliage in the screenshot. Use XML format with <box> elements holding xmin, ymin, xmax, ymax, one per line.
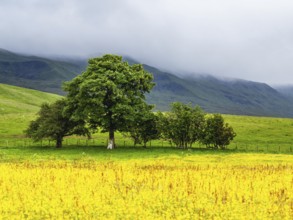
<box><xmin>201</xmin><ymin>114</ymin><xmax>236</xmax><ymax>149</ymax></box>
<box><xmin>63</xmin><ymin>54</ymin><xmax>154</xmax><ymax>148</ymax></box>
<box><xmin>158</xmin><ymin>102</ymin><xmax>206</xmax><ymax>148</ymax></box>
<box><xmin>125</xmin><ymin>111</ymin><xmax>160</xmax><ymax>147</ymax></box>
<box><xmin>25</xmin><ymin>99</ymin><xmax>89</xmax><ymax>148</ymax></box>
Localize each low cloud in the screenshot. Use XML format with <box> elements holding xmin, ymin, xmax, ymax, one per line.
<box><xmin>1</xmin><ymin>0</ymin><xmax>293</xmax><ymax>84</ymax></box>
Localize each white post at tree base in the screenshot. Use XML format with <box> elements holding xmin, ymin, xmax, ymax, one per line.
<box><xmin>107</xmin><ymin>139</ymin><xmax>113</xmax><ymax>150</ymax></box>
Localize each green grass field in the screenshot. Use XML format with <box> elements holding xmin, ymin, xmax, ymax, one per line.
<box><xmin>1</xmin><ymin>113</ymin><xmax>293</xmax><ymax>152</ymax></box>
<box><xmin>0</xmin><ymin>83</ymin><xmax>293</xmax><ymax>159</ymax></box>
<box><xmin>0</xmin><ymin>83</ymin><xmax>60</xmax><ymax>114</ymax></box>
<box><xmin>1</xmin><ymin>84</ymin><xmax>292</xmax><ymax>220</ymax></box>
<box><xmin>224</xmin><ymin>115</ymin><xmax>293</xmax><ymax>152</ymax></box>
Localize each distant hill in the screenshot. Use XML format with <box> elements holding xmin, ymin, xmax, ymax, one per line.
<box><xmin>1</xmin><ymin>49</ymin><xmax>293</xmax><ymax>118</ymax></box>
<box><xmin>0</xmin><ymin>83</ymin><xmax>60</xmax><ymax>114</ymax></box>
<box><xmin>274</xmin><ymin>85</ymin><xmax>293</xmax><ymax>98</ymax></box>
<box><xmin>0</xmin><ymin>48</ymin><xmax>85</xmax><ymax>94</ymax></box>
<box><xmin>143</xmin><ymin>65</ymin><xmax>293</xmax><ymax>117</ymax></box>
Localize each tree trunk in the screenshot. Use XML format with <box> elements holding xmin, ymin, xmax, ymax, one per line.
<box><xmin>56</xmin><ymin>137</ymin><xmax>63</xmax><ymax>148</ymax></box>
<box><xmin>107</xmin><ymin>129</ymin><xmax>115</xmax><ymax>149</ymax></box>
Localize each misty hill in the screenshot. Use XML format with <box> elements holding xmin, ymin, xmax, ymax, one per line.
<box><xmin>1</xmin><ymin>48</ymin><xmax>293</xmax><ymax>118</ymax></box>
<box><xmin>0</xmin><ymin>48</ymin><xmax>85</xmax><ymax>94</ymax></box>
<box><xmin>0</xmin><ymin>83</ymin><xmax>60</xmax><ymax>114</ymax></box>
<box><xmin>274</xmin><ymin>85</ymin><xmax>293</xmax><ymax>99</ymax></box>
<box><xmin>144</xmin><ymin>65</ymin><xmax>293</xmax><ymax>117</ymax></box>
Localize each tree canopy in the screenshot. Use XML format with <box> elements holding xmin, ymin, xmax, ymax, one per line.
<box><xmin>24</xmin><ymin>54</ymin><xmax>236</xmax><ymax>151</ymax></box>
<box><xmin>200</xmin><ymin>114</ymin><xmax>236</xmax><ymax>149</ymax></box>
<box><xmin>126</xmin><ymin>110</ymin><xmax>160</xmax><ymax>148</ymax></box>
<box><xmin>63</xmin><ymin>54</ymin><xmax>154</xmax><ymax>149</ymax></box>
<box><xmin>158</xmin><ymin>102</ymin><xmax>206</xmax><ymax>148</ymax></box>
<box><xmin>25</xmin><ymin>99</ymin><xmax>89</xmax><ymax>148</ymax></box>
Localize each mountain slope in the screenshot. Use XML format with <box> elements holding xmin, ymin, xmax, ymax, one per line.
<box><xmin>144</xmin><ymin>65</ymin><xmax>293</xmax><ymax>117</ymax></box>
<box><xmin>0</xmin><ymin>83</ymin><xmax>61</xmax><ymax>114</ymax></box>
<box><xmin>0</xmin><ymin>49</ymin><xmax>85</xmax><ymax>94</ymax></box>
<box><xmin>274</xmin><ymin>85</ymin><xmax>293</xmax><ymax>98</ymax></box>
<box><xmin>1</xmin><ymin>49</ymin><xmax>293</xmax><ymax>118</ymax></box>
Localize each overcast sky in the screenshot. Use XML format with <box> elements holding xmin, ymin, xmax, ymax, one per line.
<box><xmin>1</xmin><ymin>0</ymin><xmax>293</xmax><ymax>85</ymax></box>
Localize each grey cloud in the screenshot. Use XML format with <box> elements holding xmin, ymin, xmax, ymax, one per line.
<box><xmin>1</xmin><ymin>0</ymin><xmax>293</xmax><ymax>84</ymax></box>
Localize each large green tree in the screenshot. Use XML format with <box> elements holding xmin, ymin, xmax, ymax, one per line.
<box><xmin>158</xmin><ymin>102</ymin><xmax>205</xmax><ymax>148</ymax></box>
<box><xmin>25</xmin><ymin>99</ymin><xmax>90</xmax><ymax>148</ymax></box>
<box><xmin>63</xmin><ymin>54</ymin><xmax>154</xmax><ymax>149</ymax></box>
<box><xmin>200</xmin><ymin>114</ymin><xmax>236</xmax><ymax>149</ymax></box>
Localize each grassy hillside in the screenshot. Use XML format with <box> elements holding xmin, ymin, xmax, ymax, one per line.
<box><xmin>0</xmin><ymin>83</ymin><xmax>61</xmax><ymax>114</ymax></box>
<box><xmin>0</xmin><ymin>83</ymin><xmax>61</xmax><ymax>138</ymax></box>
<box><xmin>0</xmin><ymin>83</ymin><xmax>292</xmax><ymax>152</ymax></box>
<box><xmin>0</xmin><ymin>98</ymin><xmax>293</xmax><ymax>153</ymax></box>
<box><xmin>224</xmin><ymin>115</ymin><xmax>293</xmax><ymax>151</ymax></box>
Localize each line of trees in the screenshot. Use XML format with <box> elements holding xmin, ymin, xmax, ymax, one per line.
<box><xmin>125</xmin><ymin>102</ymin><xmax>236</xmax><ymax>149</ymax></box>
<box><xmin>25</xmin><ymin>54</ymin><xmax>236</xmax><ymax>149</ymax></box>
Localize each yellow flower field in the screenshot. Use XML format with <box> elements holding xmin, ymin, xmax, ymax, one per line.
<box><xmin>0</xmin><ymin>154</ymin><xmax>292</xmax><ymax>219</ymax></box>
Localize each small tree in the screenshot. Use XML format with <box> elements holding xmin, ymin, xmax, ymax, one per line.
<box><xmin>126</xmin><ymin>110</ymin><xmax>160</xmax><ymax>148</ymax></box>
<box><xmin>25</xmin><ymin>99</ymin><xmax>89</xmax><ymax>148</ymax></box>
<box><xmin>158</xmin><ymin>102</ymin><xmax>205</xmax><ymax>148</ymax></box>
<box><xmin>200</xmin><ymin>114</ymin><xmax>236</xmax><ymax>149</ymax></box>
<box><xmin>63</xmin><ymin>54</ymin><xmax>154</xmax><ymax>149</ymax></box>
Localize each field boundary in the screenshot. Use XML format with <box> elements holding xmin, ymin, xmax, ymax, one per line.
<box><xmin>0</xmin><ymin>138</ymin><xmax>292</xmax><ymax>154</ymax></box>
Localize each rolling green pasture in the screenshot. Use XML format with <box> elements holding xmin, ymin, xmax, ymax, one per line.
<box><xmin>1</xmin><ymin>107</ymin><xmax>293</xmax><ymax>155</ymax></box>
<box><xmin>0</xmin><ymin>83</ymin><xmax>292</xmax><ymax>160</ymax></box>
<box><xmin>0</xmin><ymin>83</ymin><xmax>60</xmax><ymax>114</ymax></box>
<box><xmin>224</xmin><ymin>115</ymin><xmax>293</xmax><ymax>152</ymax></box>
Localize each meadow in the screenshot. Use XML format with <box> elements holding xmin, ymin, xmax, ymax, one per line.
<box><xmin>1</xmin><ymin>112</ymin><xmax>292</xmax><ymax>219</ymax></box>
<box><xmin>1</xmin><ymin>112</ymin><xmax>293</xmax><ymax>154</ymax></box>
<box><xmin>0</xmin><ymin>154</ymin><xmax>292</xmax><ymax>219</ymax></box>
<box><xmin>0</xmin><ymin>83</ymin><xmax>293</xmax><ymax>219</ymax></box>
<box><xmin>1</xmin><ymin>83</ymin><xmax>293</xmax><ymax>153</ymax></box>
